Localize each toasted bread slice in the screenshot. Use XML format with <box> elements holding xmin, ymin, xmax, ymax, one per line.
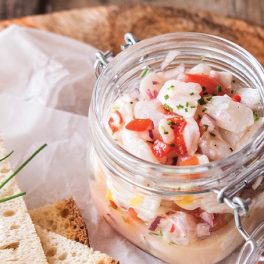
<box><xmin>29</xmin><ymin>198</ymin><xmax>89</xmax><ymax>246</ymax></box>
<box><xmin>35</xmin><ymin>225</ymin><xmax>118</xmax><ymax>264</ymax></box>
<box><xmin>0</xmin><ymin>141</ymin><xmax>47</xmax><ymax>264</ymax></box>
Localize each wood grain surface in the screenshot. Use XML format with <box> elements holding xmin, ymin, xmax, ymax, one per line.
<box><xmin>0</xmin><ymin>4</ymin><xmax>264</xmax><ymax>64</ymax></box>
<box><xmin>50</xmin><ymin>0</ymin><xmax>264</xmax><ymax>27</ymax></box>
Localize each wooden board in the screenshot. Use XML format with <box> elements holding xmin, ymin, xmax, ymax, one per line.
<box><xmin>0</xmin><ymin>4</ymin><xmax>264</xmax><ymax>64</ymax></box>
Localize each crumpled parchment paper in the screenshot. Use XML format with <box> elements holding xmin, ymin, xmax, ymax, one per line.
<box><xmin>0</xmin><ymin>25</ymin><xmax>237</xmax><ymax>264</ymax></box>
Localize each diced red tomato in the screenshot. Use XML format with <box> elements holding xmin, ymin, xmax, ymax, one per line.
<box><xmin>109</xmin><ymin>200</ymin><xmax>118</xmax><ymax>209</ymax></box>
<box><xmin>125</xmin><ymin>118</ymin><xmax>154</xmax><ymax>131</ymax></box>
<box><xmin>185</xmin><ymin>73</ymin><xmax>228</xmax><ymax>96</ymax></box>
<box><xmin>152</xmin><ymin>139</ymin><xmax>172</xmax><ymax>158</ymax></box>
<box><xmin>177</xmin><ymin>156</ymin><xmax>201</xmax><ymax>179</ymax></box>
<box><xmin>163</xmin><ymin>107</ymin><xmax>173</xmax><ymax>115</ymax></box>
<box><xmin>127</xmin><ymin>208</ymin><xmax>144</xmax><ymax>223</ymax></box>
<box><xmin>231</xmin><ymin>94</ymin><xmax>241</xmax><ymax>102</ymax></box>
<box><xmin>170</xmin><ymin>224</ymin><xmax>175</xmax><ymax>233</ymax></box>
<box><xmin>108</xmin><ymin>111</ymin><xmax>123</xmax><ymax>133</ymax></box>
<box><xmin>177</xmin><ymin>156</ymin><xmax>199</xmax><ymax>166</ymax></box>
<box><xmin>168</xmin><ymin>116</ymin><xmax>187</xmax><ymax>156</ymax></box>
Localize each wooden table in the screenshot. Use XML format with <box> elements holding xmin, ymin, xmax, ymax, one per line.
<box><xmin>0</xmin><ymin>4</ymin><xmax>264</xmax><ymax>64</ymax></box>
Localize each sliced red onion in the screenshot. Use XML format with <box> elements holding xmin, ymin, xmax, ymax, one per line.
<box><xmin>146</xmin><ymin>89</ymin><xmax>158</xmax><ymax>99</ymax></box>
<box><xmin>148</xmin><ymin>129</ymin><xmax>154</xmax><ymax>140</ymax></box>
<box><xmin>200</xmin><ymin>211</ymin><xmax>214</xmax><ymax>227</ymax></box>
<box><xmin>149</xmin><ymin>216</ymin><xmax>163</xmax><ymax>231</ymax></box>
<box><xmin>152</xmin><ymin>80</ymin><xmax>160</xmax><ymax>85</ymax></box>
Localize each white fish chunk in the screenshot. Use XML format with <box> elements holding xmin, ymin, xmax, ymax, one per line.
<box><xmin>157</xmin><ymin>80</ymin><xmax>202</xmax><ymax>118</ymax></box>
<box><xmin>120</xmin><ymin>128</ymin><xmax>158</xmax><ymax>163</ymax></box>
<box><xmin>183</xmin><ymin>118</ymin><xmax>200</xmax><ymax>155</ymax></box>
<box><xmin>236</xmin><ymin>88</ymin><xmax>261</xmax><ymax>110</ymax></box>
<box><xmin>188</xmin><ymin>63</ymin><xmax>212</xmax><ymax>75</ymax></box>
<box><xmin>139</xmin><ymin>72</ymin><xmax>165</xmax><ymax>100</ymax></box>
<box><xmin>206</xmin><ymin>95</ymin><xmax>254</xmax><ymax>133</ymax></box>
<box><xmin>158</xmin><ymin>118</ymin><xmax>175</xmax><ymax>144</ymax></box>
<box><xmin>210</xmin><ymin>70</ymin><xmax>233</xmax><ymax>89</ymax></box>
<box><xmin>199</xmin><ymin>129</ymin><xmax>232</xmax><ymax>161</ymax></box>
<box><xmin>159</xmin><ymin>212</ymin><xmax>197</xmax><ymax>245</ymax></box>
<box><xmin>134</xmin><ymin>99</ymin><xmax>165</xmax><ymax>129</ymax></box>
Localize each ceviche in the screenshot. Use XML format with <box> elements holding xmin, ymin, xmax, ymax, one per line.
<box><xmin>91</xmin><ymin>60</ymin><xmax>264</xmax><ymax>264</ymax></box>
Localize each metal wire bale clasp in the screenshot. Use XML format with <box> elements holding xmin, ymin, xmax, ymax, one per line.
<box><xmin>94</xmin><ymin>33</ymin><xmax>139</xmax><ymax>78</ymax></box>
<box><xmin>218</xmin><ymin>192</ymin><xmax>251</xmax><ymax>239</ymax></box>
<box><xmin>213</xmin><ymin>159</ymin><xmax>264</xmax><ymax>262</ymax></box>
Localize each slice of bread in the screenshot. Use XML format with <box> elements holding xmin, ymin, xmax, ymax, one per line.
<box><xmin>0</xmin><ymin>141</ymin><xmax>47</xmax><ymax>264</ymax></box>
<box><xmin>29</xmin><ymin>198</ymin><xmax>89</xmax><ymax>246</ymax></box>
<box><xmin>35</xmin><ymin>225</ymin><xmax>118</xmax><ymax>264</ymax></box>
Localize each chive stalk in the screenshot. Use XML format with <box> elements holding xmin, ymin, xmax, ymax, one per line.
<box><xmin>0</xmin><ymin>144</ymin><xmax>47</xmax><ymax>190</ymax></box>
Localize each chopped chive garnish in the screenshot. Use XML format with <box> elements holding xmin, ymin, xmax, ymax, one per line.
<box><xmin>0</xmin><ymin>192</ymin><xmax>26</xmax><ymax>203</ymax></box>
<box><xmin>185</xmin><ymin>108</ymin><xmax>188</xmax><ymax>112</ymax></box>
<box><xmin>202</xmin><ymin>108</ymin><xmax>207</xmax><ymax>112</ymax></box>
<box><xmin>198</xmin><ymin>98</ymin><xmax>206</xmax><ymax>105</ymax></box>
<box><xmin>198</xmin><ymin>114</ymin><xmax>202</xmax><ymax>120</ymax></box>
<box><xmin>0</xmin><ymin>150</ymin><xmax>14</xmax><ymax>162</ymax></box>
<box><xmin>189</xmin><ymin>92</ymin><xmax>194</xmax><ymax>96</ymax></box>
<box><xmin>209</xmin><ymin>132</ymin><xmax>216</xmax><ymax>137</ymax></box>
<box><xmin>167</xmin><ymin>120</ymin><xmax>176</xmax><ymax>126</ymax></box>
<box><xmin>229</xmin><ymin>147</ymin><xmax>234</xmax><ymax>152</ymax></box>
<box><xmin>164</xmin><ymin>94</ymin><xmax>169</xmax><ymax>100</ymax></box>
<box><xmin>203</xmin><ymin>124</ymin><xmax>209</xmax><ymax>131</ymax></box>
<box><xmin>164</xmin><ymin>104</ymin><xmax>173</xmax><ymax>112</ymax></box>
<box><xmin>140</xmin><ymin>67</ymin><xmax>150</xmax><ymax>78</ymax></box>
<box><xmin>253</xmin><ymin>112</ymin><xmax>260</xmax><ymax>122</ymax></box>
<box><xmin>0</xmin><ymin>144</ymin><xmax>47</xmax><ymax>190</ymax></box>
<box><xmin>186</xmin><ymin>102</ymin><xmax>189</xmax><ymax>107</ymax></box>
<box><xmin>190</xmin><ymin>105</ymin><xmax>196</xmax><ymax>109</ymax></box>
<box><xmin>167</xmin><ymin>85</ymin><xmax>175</xmax><ymax>90</ymax></box>
<box><xmin>149</xmin><ymin>229</ymin><xmax>163</xmax><ymax>237</ymax></box>
<box><xmin>161</xmin><ymin>126</ymin><xmax>169</xmax><ymax>135</ymax></box>
<box><xmin>176</xmin><ymin>104</ymin><xmax>184</xmax><ymax>110</ymax></box>
<box><xmin>216</xmin><ymin>85</ymin><xmax>222</xmax><ymax>93</ymax></box>
<box><xmin>206</xmin><ymin>95</ymin><xmax>213</xmax><ymax>101</ymax></box>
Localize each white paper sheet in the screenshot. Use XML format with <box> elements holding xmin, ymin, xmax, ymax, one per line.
<box><xmin>0</xmin><ymin>25</ymin><xmax>238</xmax><ymax>264</ymax></box>
<box><xmin>0</xmin><ymin>25</ymin><xmax>165</xmax><ymax>264</ymax></box>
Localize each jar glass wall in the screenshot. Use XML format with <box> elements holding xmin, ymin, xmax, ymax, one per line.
<box><xmin>89</xmin><ymin>33</ymin><xmax>264</xmax><ymax>264</ymax></box>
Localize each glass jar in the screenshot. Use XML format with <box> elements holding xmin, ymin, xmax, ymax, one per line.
<box><xmin>88</xmin><ymin>32</ymin><xmax>264</xmax><ymax>264</ymax></box>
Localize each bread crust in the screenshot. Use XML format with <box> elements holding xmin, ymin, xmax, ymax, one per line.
<box><xmin>30</xmin><ymin>197</ymin><xmax>89</xmax><ymax>246</ymax></box>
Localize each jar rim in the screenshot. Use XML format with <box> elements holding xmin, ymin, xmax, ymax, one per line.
<box><xmin>90</xmin><ymin>32</ymin><xmax>264</xmax><ymax>191</ymax></box>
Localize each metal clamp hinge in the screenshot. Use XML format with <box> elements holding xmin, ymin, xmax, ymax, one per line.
<box><xmin>213</xmin><ymin>159</ymin><xmax>264</xmax><ymax>262</ymax></box>
<box><xmin>94</xmin><ymin>33</ymin><xmax>139</xmax><ymax>78</ymax></box>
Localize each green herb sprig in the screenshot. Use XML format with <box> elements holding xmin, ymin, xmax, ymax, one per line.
<box><xmin>0</xmin><ymin>143</ymin><xmax>47</xmax><ymax>203</ymax></box>
<box><xmin>0</xmin><ymin>150</ymin><xmax>14</xmax><ymax>162</ymax></box>
<box><xmin>140</xmin><ymin>67</ymin><xmax>150</xmax><ymax>78</ymax></box>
